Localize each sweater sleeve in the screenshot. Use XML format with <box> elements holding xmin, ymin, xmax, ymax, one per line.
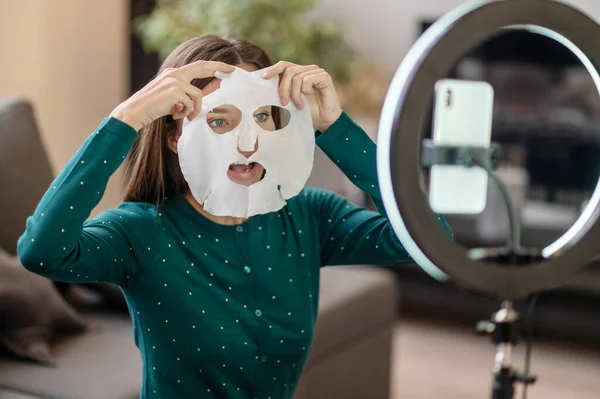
<box><xmin>314</xmin><ymin>112</ymin><xmax>452</xmax><ymax>266</ymax></box>
<box><xmin>17</xmin><ymin>117</ymin><xmax>158</xmax><ymax>287</ymax></box>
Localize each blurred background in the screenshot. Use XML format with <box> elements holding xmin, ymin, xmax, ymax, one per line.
<box><xmin>1</xmin><ymin>0</ymin><xmax>600</xmax><ymax>398</ymax></box>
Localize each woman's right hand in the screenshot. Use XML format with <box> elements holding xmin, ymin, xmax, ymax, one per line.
<box><xmin>110</xmin><ymin>61</ymin><xmax>235</xmax><ymax>132</ymax></box>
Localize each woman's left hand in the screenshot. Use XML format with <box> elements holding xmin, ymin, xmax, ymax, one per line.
<box><xmin>263</xmin><ymin>62</ymin><xmax>342</xmax><ymax>132</ymax></box>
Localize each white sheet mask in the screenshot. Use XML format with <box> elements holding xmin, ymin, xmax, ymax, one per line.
<box><xmin>178</xmin><ymin>67</ymin><xmax>315</xmax><ymax>218</ymax></box>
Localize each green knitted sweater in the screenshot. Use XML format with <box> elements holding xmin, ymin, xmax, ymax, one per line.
<box><xmin>18</xmin><ymin>112</ymin><xmax>446</xmax><ymax>398</ymax></box>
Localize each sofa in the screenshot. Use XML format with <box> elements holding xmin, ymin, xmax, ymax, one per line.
<box><xmin>0</xmin><ymin>97</ymin><xmax>399</xmax><ymax>398</ymax></box>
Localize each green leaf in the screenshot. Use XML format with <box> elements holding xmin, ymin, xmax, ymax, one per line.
<box><xmin>132</xmin><ymin>0</ymin><xmax>359</xmax><ymax>82</ymax></box>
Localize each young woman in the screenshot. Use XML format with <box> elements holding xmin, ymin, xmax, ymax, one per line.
<box><xmin>18</xmin><ymin>35</ymin><xmax>448</xmax><ymax>398</ymax></box>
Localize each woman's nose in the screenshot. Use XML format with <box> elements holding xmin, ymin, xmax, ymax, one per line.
<box><xmin>238</xmin><ymin>139</ymin><xmax>259</xmax><ymax>159</ymax></box>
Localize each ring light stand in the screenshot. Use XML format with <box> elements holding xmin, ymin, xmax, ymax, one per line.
<box><xmin>376</xmin><ymin>0</ymin><xmax>600</xmax><ymax>397</ymax></box>
<box><xmin>424</xmin><ymin>140</ymin><xmax>539</xmax><ymax>398</ymax></box>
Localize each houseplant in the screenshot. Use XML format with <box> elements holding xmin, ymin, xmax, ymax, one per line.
<box><xmin>134</xmin><ymin>0</ymin><xmax>389</xmax><ymax>122</ymax></box>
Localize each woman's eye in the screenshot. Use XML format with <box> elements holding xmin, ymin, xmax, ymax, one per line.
<box><xmin>254</xmin><ymin>112</ymin><xmax>270</xmax><ymax>123</ymax></box>
<box><xmin>208</xmin><ymin>118</ymin><xmax>227</xmax><ymax>128</ymax></box>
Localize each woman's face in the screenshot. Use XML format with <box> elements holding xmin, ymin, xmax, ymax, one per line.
<box><xmin>172</xmin><ymin>63</ymin><xmax>271</xmax><ymax>187</ymax></box>
<box><xmin>205</xmin><ymin>102</ymin><xmax>273</xmax><ymax>185</ymax></box>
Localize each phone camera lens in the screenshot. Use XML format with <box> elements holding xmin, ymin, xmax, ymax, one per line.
<box><xmin>443</xmin><ymin>89</ymin><xmax>452</xmax><ymax>107</ymax></box>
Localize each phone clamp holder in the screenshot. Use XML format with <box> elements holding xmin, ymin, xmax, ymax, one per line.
<box><xmin>420</xmin><ymin>139</ymin><xmax>500</xmax><ymax>169</ymax></box>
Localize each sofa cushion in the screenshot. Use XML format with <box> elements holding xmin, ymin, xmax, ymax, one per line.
<box><xmin>0</xmin><ymin>311</ymin><xmax>141</xmax><ymax>399</ymax></box>
<box><xmin>0</xmin><ymin>98</ymin><xmax>54</xmax><ymax>255</ymax></box>
<box><xmin>306</xmin><ymin>266</ymin><xmax>399</xmax><ymax>366</ymax></box>
<box><xmin>0</xmin><ymin>390</ymin><xmax>44</xmax><ymax>398</ymax></box>
<box><xmin>0</xmin><ymin>249</ymin><xmax>87</xmax><ymax>364</ymax></box>
<box><xmin>0</xmin><ymin>267</ymin><xmax>395</xmax><ymax>399</ymax></box>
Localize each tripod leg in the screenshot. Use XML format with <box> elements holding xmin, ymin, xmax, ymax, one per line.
<box><xmin>492</xmin><ymin>368</ymin><xmax>514</xmax><ymax>399</ymax></box>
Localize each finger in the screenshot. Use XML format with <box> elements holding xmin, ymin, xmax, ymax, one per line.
<box><xmin>182</xmin><ymin>83</ymin><xmax>204</xmax><ymax>121</ymax></box>
<box><xmin>172</xmin><ymin>109</ymin><xmax>186</xmax><ymax>120</ymax></box>
<box><xmin>175</xmin><ymin>60</ymin><xmax>236</xmax><ymax>82</ymax></box>
<box><xmin>170</xmin><ymin>103</ymin><xmax>184</xmax><ymax>115</ymax></box>
<box><xmin>301</xmin><ymin>71</ymin><xmax>332</xmax><ymax>95</ymax></box>
<box><xmin>263</xmin><ymin>61</ymin><xmax>297</xmax><ymax>79</ymax></box>
<box><xmin>291</xmin><ymin>69</ymin><xmax>324</xmax><ymax>109</ymax></box>
<box><xmin>279</xmin><ymin>65</ymin><xmax>319</xmax><ymax>106</ymax></box>
<box><xmin>172</xmin><ymin>89</ymin><xmax>195</xmax><ymax>120</ymax></box>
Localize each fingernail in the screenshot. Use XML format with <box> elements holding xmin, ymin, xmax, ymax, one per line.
<box><xmin>263</xmin><ymin>72</ymin><xmax>269</xmax><ymax>78</ymax></box>
<box><xmin>281</xmin><ymin>96</ymin><xmax>287</xmax><ymax>105</ymax></box>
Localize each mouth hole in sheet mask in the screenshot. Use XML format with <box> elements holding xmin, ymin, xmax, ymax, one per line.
<box><xmin>227</xmin><ymin>161</ymin><xmax>267</xmax><ymax>187</ymax></box>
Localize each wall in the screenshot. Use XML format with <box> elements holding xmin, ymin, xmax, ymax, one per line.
<box><xmin>2</xmin><ymin>0</ymin><xmax>600</xmax><ymax>215</ymax></box>
<box><xmin>319</xmin><ymin>0</ymin><xmax>600</xmax><ymax>74</ymax></box>
<box><xmin>0</xmin><ymin>0</ymin><xmax>129</xmax><ymax>215</ymax></box>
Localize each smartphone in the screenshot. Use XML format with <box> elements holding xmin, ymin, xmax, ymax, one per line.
<box><xmin>428</xmin><ymin>79</ymin><xmax>495</xmax><ymax>214</ymax></box>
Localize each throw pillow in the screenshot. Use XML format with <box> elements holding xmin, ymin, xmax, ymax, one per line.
<box><xmin>0</xmin><ymin>248</ymin><xmax>87</xmax><ymax>365</ymax></box>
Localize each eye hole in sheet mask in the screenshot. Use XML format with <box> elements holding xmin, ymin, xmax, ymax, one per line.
<box><xmin>206</xmin><ymin>104</ymin><xmax>242</xmax><ymax>134</ymax></box>
<box><xmin>206</xmin><ymin>105</ymin><xmax>292</xmax><ymax>134</ymax></box>
<box><xmin>254</xmin><ymin>106</ymin><xmax>291</xmax><ymax>131</ymax></box>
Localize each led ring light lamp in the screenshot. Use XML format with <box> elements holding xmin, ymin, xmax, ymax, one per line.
<box><xmin>377</xmin><ymin>1</ymin><xmax>600</xmax><ymax>397</ymax></box>
<box><xmin>377</xmin><ymin>0</ymin><xmax>600</xmax><ymax>300</ymax></box>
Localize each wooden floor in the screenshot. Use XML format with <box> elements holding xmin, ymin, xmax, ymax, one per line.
<box><xmin>391</xmin><ymin>316</ymin><xmax>600</xmax><ymax>399</ymax></box>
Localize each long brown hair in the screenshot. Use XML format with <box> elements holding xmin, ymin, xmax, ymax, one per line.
<box><xmin>123</xmin><ymin>34</ymin><xmax>277</xmax><ymax>204</ymax></box>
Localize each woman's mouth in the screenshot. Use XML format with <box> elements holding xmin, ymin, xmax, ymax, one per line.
<box><xmin>227</xmin><ymin>162</ymin><xmax>264</xmax><ymax>185</ymax></box>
